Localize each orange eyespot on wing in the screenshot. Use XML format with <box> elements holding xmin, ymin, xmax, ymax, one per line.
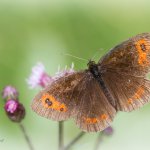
<box><xmin>41</xmin><ymin>93</ymin><xmax>67</xmax><ymax>112</ymax></box>
<box><xmin>127</xmin><ymin>87</ymin><xmax>144</xmax><ymax>105</ymax></box>
<box><xmin>127</xmin><ymin>99</ymin><xmax>133</xmax><ymax>104</ymax></box>
<box><xmin>133</xmin><ymin>87</ymin><xmax>144</xmax><ymax>99</ymax></box>
<box><xmin>83</xmin><ymin>114</ymin><xmax>108</xmax><ymax>124</ymax></box>
<box><xmin>135</xmin><ymin>39</ymin><xmax>150</xmax><ymax>66</ymax></box>
<box><xmin>84</xmin><ymin>117</ymin><xmax>98</xmax><ymax>124</ymax></box>
<box><xmin>100</xmin><ymin>114</ymin><xmax>108</xmax><ymax>120</ymax></box>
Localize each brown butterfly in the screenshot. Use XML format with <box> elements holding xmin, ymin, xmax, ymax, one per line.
<box><xmin>31</xmin><ymin>33</ymin><xmax>150</xmax><ymax>132</ymax></box>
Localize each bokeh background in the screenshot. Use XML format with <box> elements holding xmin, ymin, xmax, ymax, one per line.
<box><xmin>1</xmin><ymin>0</ymin><xmax>150</xmax><ymax>150</ymax></box>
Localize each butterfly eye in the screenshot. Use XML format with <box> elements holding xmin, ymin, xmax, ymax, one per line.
<box><xmin>45</xmin><ymin>98</ymin><xmax>52</xmax><ymax>106</ymax></box>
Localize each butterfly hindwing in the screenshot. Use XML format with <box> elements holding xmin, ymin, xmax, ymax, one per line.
<box><xmin>74</xmin><ymin>72</ymin><xmax>116</xmax><ymax>132</ymax></box>
<box><xmin>102</xmin><ymin>70</ymin><xmax>150</xmax><ymax>111</ymax></box>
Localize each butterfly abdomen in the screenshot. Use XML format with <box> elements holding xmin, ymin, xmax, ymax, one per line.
<box><xmin>88</xmin><ymin>61</ymin><xmax>116</xmax><ymax>109</ymax></box>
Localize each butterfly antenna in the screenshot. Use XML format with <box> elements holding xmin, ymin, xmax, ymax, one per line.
<box><xmin>91</xmin><ymin>48</ymin><xmax>103</xmax><ymax>60</ymax></box>
<box><xmin>62</xmin><ymin>53</ymin><xmax>88</xmax><ymax>62</ymax></box>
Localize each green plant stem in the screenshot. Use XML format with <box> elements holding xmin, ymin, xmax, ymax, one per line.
<box><xmin>94</xmin><ymin>132</ymin><xmax>103</xmax><ymax>150</ymax></box>
<box><xmin>59</xmin><ymin>121</ymin><xmax>64</xmax><ymax>150</ymax></box>
<box><xmin>63</xmin><ymin>132</ymin><xmax>85</xmax><ymax>150</ymax></box>
<box><xmin>19</xmin><ymin>123</ymin><xmax>34</xmax><ymax>150</ymax></box>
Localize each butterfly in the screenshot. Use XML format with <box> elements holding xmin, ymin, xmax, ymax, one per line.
<box><xmin>31</xmin><ymin>33</ymin><xmax>150</xmax><ymax>132</ymax></box>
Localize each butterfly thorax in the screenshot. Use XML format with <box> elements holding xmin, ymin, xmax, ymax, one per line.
<box><xmin>88</xmin><ymin>60</ymin><xmax>100</xmax><ymax>78</ymax></box>
<box><xmin>87</xmin><ymin>60</ymin><xmax>116</xmax><ymax>109</ymax></box>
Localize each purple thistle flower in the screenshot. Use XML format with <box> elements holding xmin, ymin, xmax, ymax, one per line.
<box><xmin>2</xmin><ymin>86</ymin><xmax>18</xmax><ymax>100</ymax></box>
<box><xmin>103</xmin><ymin>126</ymin><xmax>113</xmax><ymax>135</ymax></box>
<box><xmin>27</xmin><ymin>63</ymin><xmax>53</xmax><ymax>88</ymax></box>
<box><xmin>27</xmin><ymin>62</ymin><xmax>75</xmax><ymax>89</ymax></box>
<box><xmin>4</xmin><ymin>99</ymin><xmax>25</xmax><ymax>122</ymax></box>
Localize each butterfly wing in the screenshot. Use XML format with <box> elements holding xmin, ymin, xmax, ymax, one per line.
<box><xmin>99</xmin><ymin>33</ymin><xmax>150</xmax><ymax>76</ymax></box>
<box><xmin>74</xmin><ymin>72</ymin><xmax>116</xmax><ymax>132</ymax></box>
<box><xmin>101</xmin><ymin>70</ymin><xmax>150</xmax><ymax>111</ymax></box>
<box><xmin>31</xmin><ymin>71</ymin><xmax>86</xmax><ymax>121</ymax></box>
<box><xmin>99</xmin><ymin>33</ymin><xmax>150</xmax><ymax>111</ymax></box>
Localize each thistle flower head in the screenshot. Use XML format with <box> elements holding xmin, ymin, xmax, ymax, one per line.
<box><xmin>27</xmin><ymin>62</ymin><xmax>75</xmax><ymax>89</ymax></box>
<box><xmin>4</xmin><ymin>99</ymin><xmax>25</xmax><ymax>122</ymax></box>
<box><xmin>27</xmin><ymin>63</ymin><xmax>53</xmax><ymax>88</ymax></box>
<box><xmin>2</xmin><ymin>86</ymin><xmax>18</xmax><ymax>100</ymax></box>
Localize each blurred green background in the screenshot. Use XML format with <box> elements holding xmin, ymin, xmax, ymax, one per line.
<box><xmin>1</xmin><ymin>0</ymin><xmax>150</xmax><ymax>150</ymax></box>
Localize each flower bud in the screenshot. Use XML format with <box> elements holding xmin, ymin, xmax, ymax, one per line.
<box><xmin>2</xmin><ymin>86</ymin><xmax>18</xmax><ymax>100</ymax></box>
<box><xmin>103</xmin><ymin>126</ymin><xmax>113</xmax><ymax>135</ymax></box>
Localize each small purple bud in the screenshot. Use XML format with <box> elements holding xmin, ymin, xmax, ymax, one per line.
<box><xmin>4</xmin><ymin>99</ymin><xmax>25</xmax><ymax>122</ymax></box>
<box><xmin>2</xmin><ymin>86</ymin><xmax>18</xmax><ymax>100</ymax></box>
<box><xmin>103</xmin><ymin>126</ymin><xmax>113</xmax><ymax>135</ymax></box>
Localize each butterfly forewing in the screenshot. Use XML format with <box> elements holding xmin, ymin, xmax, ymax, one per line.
<box><xmin>99</xmin><ymin>33</ymin><xmax>150</xmax><ymax>76</ymax></box>
<box><xmin>31</xmin><ymin>71</ymin><xmax>86</xmax><ymax>121</ymax></box>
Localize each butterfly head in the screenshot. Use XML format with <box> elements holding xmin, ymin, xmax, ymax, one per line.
<box><xmin>87</xmin><ymin>60</ymin><xmax>97</xmax><ymax>70</ymax></box>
